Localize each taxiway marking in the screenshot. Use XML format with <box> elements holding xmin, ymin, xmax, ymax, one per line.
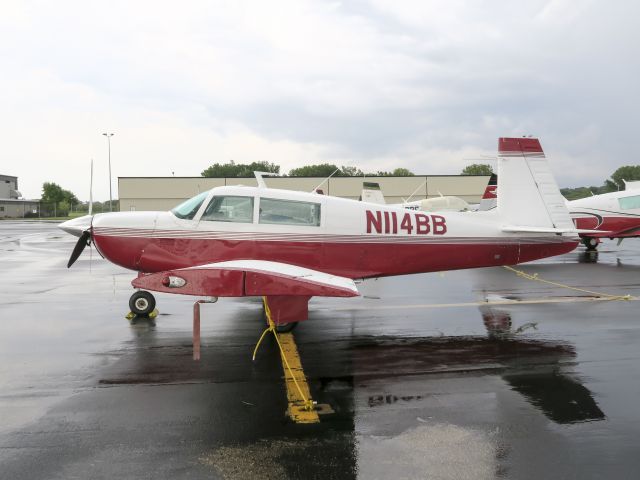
<box><xmin>330</xmin><ymin>295</ymin><xmax>638</xmax><ymax>312</ymax></box>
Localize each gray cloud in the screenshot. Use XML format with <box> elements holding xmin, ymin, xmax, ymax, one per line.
<box><xmin>1</xmin><ymin>0</ymin><xmax>639</xmax><ymax>199</ymax></box>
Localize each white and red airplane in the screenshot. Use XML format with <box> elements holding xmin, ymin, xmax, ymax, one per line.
<box><xmin>568</xmin><ymin>182</ymin><xmax>640</xmax><ymax>249</ymax></box>
<box><xmin>473</xmin><ymin>175</ymin><xmax>640</xmax><ymax>250</ymax></box>
<box><xmin>60</xmin><ymin>137</ymin><xmax>580</xmax><ymax>329</ymax></box>
<box><xmin>451</xmin><ymin>173</ymin><xmax>640</xmax><ymax>251</ymax></box>
<box><xmin>362</xmin><ymin>174</ymin><xmax>497</xmax><ymax>212</ymax></box>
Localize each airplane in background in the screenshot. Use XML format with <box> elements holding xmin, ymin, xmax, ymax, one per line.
<box><xmin>425</xmin><ymin>171</ymin><xmax>640</xmax><ymax>251</ymax></box>
<box><xmin>362</xmin><ymin>174</ymin><xmax>497</xmax><ymax>212</ymax></box>
<box><xmin>481</xmin><ymin>176</ymin><xmax>640</xmax><ymax>250</ymax></box>
<box><xmin>379</xmin><ymin>166</ymin><xmax>640</xmax><ymax>251</ymax></box>
<box><xmin>59</xmin><ymin>137</ymin><xmax>581</xmax><ymax>330</ymax></box>
<box><xmin>568</xmin><ymin>181</ymin><xmax>640</xmax><ymax>250</ymax></box>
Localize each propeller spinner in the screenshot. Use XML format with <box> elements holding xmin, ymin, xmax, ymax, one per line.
<box><xmin>59</xmin><ymin>214</ymin><xmax>94</xmax><ymax>268</ymax></box>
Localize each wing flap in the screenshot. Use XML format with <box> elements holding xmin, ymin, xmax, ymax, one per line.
<box><xmin>132</xmin><ymin>260</ymin><xmax>359</xmax><ymax>298</ymax></box>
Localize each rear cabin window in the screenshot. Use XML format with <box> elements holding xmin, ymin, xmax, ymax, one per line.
<box><xmin>618</xmin><ymin>195</ymin><xmax>640</xmax><ymax>210</ymax></box>
<box><xmin>171</xmin><ymin>191</ymin><xmax>208</xmax><ymax>220</ymax></box>
<box><xmin>201</xmin><ymin>196</ymin><xmax>254</xmax><ymax>223</ymax></box>
<box><xmin>259</xmin><ymin>198</ymin><xmax>321</xmax><ymax>226</ymax></box>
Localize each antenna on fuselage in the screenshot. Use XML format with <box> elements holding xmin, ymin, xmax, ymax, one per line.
<box><xmin>311</xmin><ymin>168</ymin><xmax>340</xmax><ymax>194</ymax></box>
<box><xmin>254</xmin><ymin>171</ymin><xmax>278</xmax><ymax>189</ymax></box>
<box><xmin>403</xmin><ymin>180</ymin><xmax>427</xmax><ymax>204</ymax></box>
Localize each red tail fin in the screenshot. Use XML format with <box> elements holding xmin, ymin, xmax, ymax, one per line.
<box><xmin>498</xmin><ymin>137</ymin><xmax>544</xmax><ymax>155</ymax></box>
<box><xmin>482</xmin><ymin>173</ymin><xmax>497</xmax><ymax>199</ymax></box>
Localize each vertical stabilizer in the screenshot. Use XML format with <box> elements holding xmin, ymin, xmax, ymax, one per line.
<box><xmin>361</xmin><ymin>182</ymin><xmax>386</xmax><ymax>205</ymax></box>
<box><xmin>478</xmin><ymin>173</ymin><xmax>497</xmax><ymax>211</ymax></box>
<box><xmin>497</xmin><ymin>138</ymin><xmax>574</xmax><ymax>230</ymax></box>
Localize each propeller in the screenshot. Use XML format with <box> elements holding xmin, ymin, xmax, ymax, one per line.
<box><xmin>67</xmin><ymin>230</ymin><xmax>92</xmax><ymax>268</ymax></box>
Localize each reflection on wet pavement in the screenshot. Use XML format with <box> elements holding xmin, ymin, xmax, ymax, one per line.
<box><xmin>1</xmin><ymin>222</ymin><xmax>640</xmax><ymax>479</ymax></box>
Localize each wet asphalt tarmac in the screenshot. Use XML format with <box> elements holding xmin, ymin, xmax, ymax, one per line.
<box><xmin>1</xmin><ymin>221</ymin><xmax>640</xmax><ymax>479</ymax></box>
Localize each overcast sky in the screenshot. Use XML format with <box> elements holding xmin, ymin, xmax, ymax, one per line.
<box><xmin>2</xmin><ymin>0</ymin><xmax>639</xmax><ymax>201</ymax></box>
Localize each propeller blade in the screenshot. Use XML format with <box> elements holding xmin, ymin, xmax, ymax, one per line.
<box><xmin>67</xmin><ymin>230</ymin><xmax>91</xmax><ymax>268</ymax></box>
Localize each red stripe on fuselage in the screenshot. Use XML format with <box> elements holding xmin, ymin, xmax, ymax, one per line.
<box><xmin>92</xmin><ymin>232</ymin><xmax>577</xmax><ymax>278</ymax></box>
<box><xmin>573</xmin><ymin>215</ymin><xmax>640</xmax><ymax>237</ymax></box>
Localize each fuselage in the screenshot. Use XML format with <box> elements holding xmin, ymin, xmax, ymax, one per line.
<box><xmin>569</xmin><ymin>190</ymin><xmax>640</xmax><ymax>238</ymax></box>
<box><xmin>85</xmin><ymin>185</ymin><xmax>577</xmax><ymax>279</ymax></box>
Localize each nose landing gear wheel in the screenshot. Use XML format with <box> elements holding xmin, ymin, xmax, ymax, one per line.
<box><xmin>129</xmin><ymin>291</ymin><xmax>156</xmax><ymax>316</ymax></box>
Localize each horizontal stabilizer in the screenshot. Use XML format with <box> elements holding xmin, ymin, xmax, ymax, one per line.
<box><xmin>132</xmin><ymin>260</ymin><xmax>360</xmax><ymax>298</ymax></box>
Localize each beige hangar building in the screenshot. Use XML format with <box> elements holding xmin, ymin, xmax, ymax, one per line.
<box><xmin>118</xmin><ymin>175</ymin><xmax>491</xmax><ymax>212</ymax></box>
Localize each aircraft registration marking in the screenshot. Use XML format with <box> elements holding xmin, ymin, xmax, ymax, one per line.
<box><xmin>366</xmin><ymin>210</ymin><xmax>447</xmax><ymax>235</ymax></box>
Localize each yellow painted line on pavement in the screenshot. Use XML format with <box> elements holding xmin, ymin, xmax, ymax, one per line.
<box><xmin>329</xmin><ymin>295</ymin><xmax>639</xmax><ymax>312</ymax></box>
<box><xmin>278</xmin><ymin>332</ymin><xmax>319</xmax><ymax>424</ymax></box>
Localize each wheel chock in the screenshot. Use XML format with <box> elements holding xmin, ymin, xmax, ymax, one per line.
<box><xmin>125</xmin><ymin>308</ymin><xmax>159</xmax><ymax>320</ymax></box>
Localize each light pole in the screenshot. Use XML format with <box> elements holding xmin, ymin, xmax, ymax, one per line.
<box><xmin>102</xmin><ymin>132</ymin><xmax>114</xmax><ymax>212</ymax></box>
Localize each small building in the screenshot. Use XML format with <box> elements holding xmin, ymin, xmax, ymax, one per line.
<box><xmin>0</xmin><ymin>175</ymin><xmax>40</xmax><ymax>218</ymax></box>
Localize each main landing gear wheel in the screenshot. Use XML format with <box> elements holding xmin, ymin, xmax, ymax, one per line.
<box><xmin>129</xmin><ymin>291</ymin><xmax>156</xmax><ymax>316</ymax></box>
<box><xmin>583</xmin><ymin>237</ymin><xmax>599</xmax><ymax>251</ymax></box>
<box><xmin>275</xmin><ymin>322</ymin><xmax>298</xmax><ymax>333</ymax></box>
<box><xmin>261</xmin><ymin>303</ymin><xmax>299</xmax><ymax>333</ymax></box>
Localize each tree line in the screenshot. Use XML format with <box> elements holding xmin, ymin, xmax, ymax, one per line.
<box><xmin>39</xmin><ymin>182</ymin><xmax>118</xmax><ymax>216</ymax></box>
<box><xmin>41</xmin><ymin>163</ymin><xmax>640</xmax><ymax>214</ymax></box>
<box><xmin>560</xmin><ymin>166</ymin><xmax>640</xmax><ymax>200</ymax></box>
<box><xmin>200</xmin><ymin>160</ymin><xmax>415</xmax><ymax>178</ymax></box>
<box><xmin>459</xmin><ymin>163</ymin><xmax>640</xmax><ymax>200</ymax></box>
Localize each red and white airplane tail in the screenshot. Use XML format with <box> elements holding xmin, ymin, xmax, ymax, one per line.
<box><xmin>497</xmin><ymin>138</ymin><xmax>575</xmax><ymax>234</ymax></box>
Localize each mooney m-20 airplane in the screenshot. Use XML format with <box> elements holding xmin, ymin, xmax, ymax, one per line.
<box><xmin>60</xmin><ymin>138</ymin><xmax>581</xmax><ymax>329</ymax></box>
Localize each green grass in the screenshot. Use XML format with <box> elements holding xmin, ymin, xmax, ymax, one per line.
<box><xmin>0</xmin><ymin>211</ymin><xmax>93</xmax><ymax>221</ymax></box>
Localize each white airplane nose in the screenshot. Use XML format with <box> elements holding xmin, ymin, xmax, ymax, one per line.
<box><xmin>59</xmin><ymin>214</ymin><xmax>93</xmax><ymax>237</ymax></box>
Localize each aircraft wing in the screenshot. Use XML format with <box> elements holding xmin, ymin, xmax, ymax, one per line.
<box><xmin>131</xmin><ymin>260</ymin><xmax>360</xmax><ymax>298</ymax></box>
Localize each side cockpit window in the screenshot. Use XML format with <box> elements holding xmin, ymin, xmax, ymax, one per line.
<box><xmin>259</xmin><ymin>198</ymin><xmax>321</xmax><ymax>226</ymax></box>
<box><xmin>201</xmin><ymin>196</ymin><xmax>254</xmax><ymax>223</ymax></box>
<box><xmin>618</xmin><ymin>195</ymin><xmax>640</xmax><ymax>210</ymax></box>
<box><xmin>171</xmin><ymin>191</ymin><xmax>208</xmax><ymax>220</ymax></box>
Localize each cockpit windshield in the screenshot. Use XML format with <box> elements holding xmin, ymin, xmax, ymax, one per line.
<box><xmin>171</xmin><ymin>191</ymin><xmax>209</xmax><ymax>220</ymax></box>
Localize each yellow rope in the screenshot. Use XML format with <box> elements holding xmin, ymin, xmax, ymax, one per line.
<box><xmin>252</xmin><ymin>297</ymin><xmax>315</xmax><ymax>412</ymax></box>
<box><xmin>503</xmin><ymin>265</ymin><xmax>633</xmax><ymax>301</ymax></box>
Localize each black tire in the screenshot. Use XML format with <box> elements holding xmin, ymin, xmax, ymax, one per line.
<box><xmin>583</xmin><ymin>237</ymin><xmax>598</xmax><ymax>251</ymax></box>
<box><xmin>129</xmin><ymin>291</ymin><xmax>156</xmax><ymax>316</ymax></box>
<box><xmin>275</xmin><ymin>322</ymin><xmax>298</xmax><ymax>333</ymax></box>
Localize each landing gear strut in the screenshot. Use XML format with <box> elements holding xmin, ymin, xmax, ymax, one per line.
<box><xmin>261</xmin><ymin>302</ymin><xmax>299</xmax><ymax>333</ymax></box>
<box><xmin>129</xmin><ymin>290</ymin><xmax>156</xmax><ymax>316</ymax></box>
<box><xmin>582</xmin><ymin>237</ymin><xmax>599</xmax><ymax>251</ymax></box>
